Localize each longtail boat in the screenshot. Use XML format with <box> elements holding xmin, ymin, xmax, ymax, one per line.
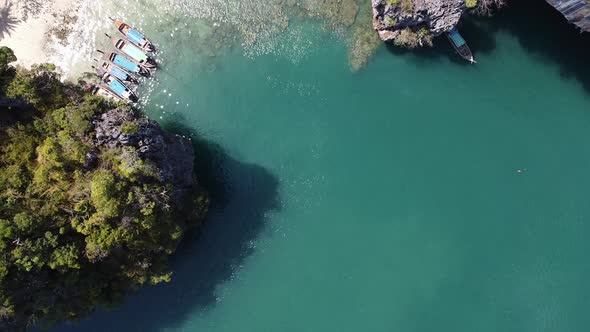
<box><xmin>105</xmin><ymin>34</ymin><xmax>157</xmax><ymax>70</ymax></box>
<box><xmin>447</xmin><ymin>27</ymin><xmax>475</xmax><ymax>64</ymax></box>
<box><xmin>93</xmin><ymin>62</ymin><xmax>138</xmax><ymax>84</ymax></box>
<box><xmin>91</xmin><ymin>85</ymin><xmax>121</xmax><ymax>102</ymax></box>
<box><xmin>96</xmin><ymin>50</ymin><xmax>152</xmax><ymax>77</ymax></box>
<box><xmin>100</xmin><ymin>74</ymin><xmax>139</xmax><ymax>104</ymax></box>
<box><xmin>109</xmin><ymin>17</ymin><xmax>155</xmax><ymax>53</ymax></box>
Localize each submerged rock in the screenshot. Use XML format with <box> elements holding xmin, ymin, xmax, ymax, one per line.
<box><xmin>372</xmin><ymin>0</ymin><xmax>465</xmax><ymax>43</ymax></box>
<box><xmin>349</xmin><ymin>2</ymin><xmax>383</xmax><ymax>71</ymax></box>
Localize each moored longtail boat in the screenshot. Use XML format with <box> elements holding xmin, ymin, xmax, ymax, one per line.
<box><xmin>447</xmin><ymin>27</ymin><xmax>475</xmax><ymax>64</ymax></box>
<box><xmin>91</xmin><ymin>85</ymin><xmax>121</xmax><ymax>102</ymax></box>
<box><xmin>105</xmin><ymin>33</ymin><xmax>157</xmax><ymax>70</ymax></box>
<box><xmin>96</xmin><ymin>50</ymin><xmax>152</xmax><ymax>77</ymax></box>
<box><xmin>109</xmin><ymin>17</ymin><xmax>155</xmax><ymax>53</ymax></box>
<box><xmin>100</xmin><ymin>74</ymin><xmax>139</xmax><ymax>104</ymax></box>
<box><xmin>93</xmin><ymin>62</ymin><xmax>139</xmax><ymax>84</ymax></box>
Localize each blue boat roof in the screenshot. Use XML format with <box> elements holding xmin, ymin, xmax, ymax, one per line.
<box><xmin>449</xmin><ymin>29</ymin><xmax>466</xmax><ymax>47</ymax></box>
<box><xmin>110</xmin><ymin>66</ymin><xmax>128</xmax><ymax>80</ymax></box>
<box><xmin>109</xmin><ymin>79</ymin><xmax>127</xmax><ymax>96</ymax></box>
<box><xmin>113</xmin><ymin>55</ymin><xmax>139</xmax><ymax>72</ymax></box>
<box><xmin>127</xmin><ymin>29</ymin><xmax>145</xmax><ymax>45</ymax></box>
<box><xmin>123</xmin><ymin>43</ymin><xmax>147</xmax><ymax>62</ymax></box>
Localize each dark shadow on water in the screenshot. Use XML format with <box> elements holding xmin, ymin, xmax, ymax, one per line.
<box><xmin>51</xmin><ymin>115</ymin><xmax>281</xmax><ymax>332</ymax></box>
<box><xmin>489</xmin><ymin>0</ymin><xmax>590</xmax><ymax>94</ymax></box>
<box><xmin>458</xmin><ymin>15</ymin><xmax>497</xmax><ymax>56</ymax></box>
<box><xmin>384</xmin><ymin>0</ymin><xmax>590</xmax><ymax>95</ymax></box>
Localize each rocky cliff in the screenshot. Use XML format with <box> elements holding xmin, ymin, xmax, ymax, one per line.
<box><xmin>372</xmin><ymin>0</ymin><xmax>466</xmax><ymax>44</ymax></box>
<box><xmin>546</xmin><ymin>0</ymin><xmax>590</xmax><ymax>31</ymax></box>
<box><xmin>93</xmin><ymin>108</ymin><xmax>197</xmax><ymax>204</ymax></box>
<box><xmin>372</xmin><ymin>0</ymin><xmax>589</xmax><ymax>46</ymax></box>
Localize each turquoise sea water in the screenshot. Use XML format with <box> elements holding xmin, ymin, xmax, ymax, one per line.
<box><xmin>51</xmin><ymin>1</ymin><xmax>590</xmax><ymax>331</ymax></box>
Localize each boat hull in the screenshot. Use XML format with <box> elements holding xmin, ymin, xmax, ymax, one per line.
<box><xmin>101</xmin><ymin>74</ymin><xmax>138</xmax><ymax>104</ymax></box>
<box><xmin>93</xmin><ymin>85</ymin><xmax>122</xmax><ymax>102</ymax></box>
<box><xmin>446</xmin><ymin>28</ymin><xmax>475</xmax><ymax>64</ymax></box>
<box><xmin>111</xmin><ymin>37</ymin><xmax>157</xmax><ymax>70</ymax></box>
<box><xmin>111</xmin><ymin>18</ymin><xmax>156</xmax><ymax>53</ymax></box>
<box><xmin>101</xmin><ymin>51</ymin><xmax>152</xmax><ymax>77</ymax></box>
<box><xmin>112</xmin><ymin>38</ymin><xmax>146</xmax><ymax>62</ymax></box>
<box><xmin>96</xmin><ymin>63</ymin><xmax>138</xmax><ymax>84</ymax></box>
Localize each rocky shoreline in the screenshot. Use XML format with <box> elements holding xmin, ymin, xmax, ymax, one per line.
<box><xmin>372</xmin><ymin>0</ymin><xmax>465</xmax><ymax>45</ymax></box>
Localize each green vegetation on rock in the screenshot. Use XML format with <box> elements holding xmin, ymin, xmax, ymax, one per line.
<box><xmin>393</xmin><ymin>27</ymin><xmax>433</xmax><ymax>48</ymax></box>
<box><xmin>466</xmin><ymin>0</ymin><xmax>478</xmax><ymax>8</ymax></box>
<box><xmin>385</xmin><ymin>16</ymin><xmax>397</xmax><ymax>27</ymax></box>
<box><xmin>0</xmin><ymin>49</ymin><xmax>209</xmax><ymax>331</ymax></box>
<box><xmin>385</xmin><ymin>0</ymin><xmax>413</xmax><ymax>12</ymax></box>
<box><xmin>401</xmin><ymin>0</ymin><xmax>414</xmax><ymax>12</ymax></box>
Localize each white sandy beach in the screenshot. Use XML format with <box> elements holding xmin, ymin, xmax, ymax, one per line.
<box><xmin>0</xmin><ymin>0</ymin><xmax>82</xmax><ymax>71</ymax></box>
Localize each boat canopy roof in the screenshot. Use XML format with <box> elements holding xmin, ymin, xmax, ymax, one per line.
<box><xmin>127</xmin><ymin>29</ymin><xmax>145</xmax><ymax>45</ymax></box>
<box><xmin>113</xmin><ymin>55</ymin><xmax>139</xmax><ymax>72</ymax></box>
<box><xmin>110</xmin><ymin>66</ymin><xmax>128</xmax><ymax>80</ymax></box>
<box><xmin>95</xmin><ymin>87</ymin><xmax>116</xmax><ymax>100</ymax></box>
<box><xmin>123</xmin><ymin>43</ymin><xmax>148</xmax><ymax>62</ymax></box>
<box><xmin>108</xmin><ymin>79</ymin><xmax>127</xmax><ymax>96</ymax></box>
<box><xmin>448</xmin><ymin>28</ymin><xmax>466</xmax><ymax>47</ymax></box>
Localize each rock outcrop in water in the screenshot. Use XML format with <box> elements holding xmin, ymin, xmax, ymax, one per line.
<box><xmin>372</xmin><ymin>0</ymin><xmax>466</xmax><ymax>44</ymax></box>
<box><xmin>546</xmin><ymin>0</ymin><xmax>590</xmax><ymax>32</ymax></box>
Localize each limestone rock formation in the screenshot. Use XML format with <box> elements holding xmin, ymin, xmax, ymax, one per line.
<box><xmin>372</xmin><ymin>0</ymin><xmax>466</xmax><ymax>43</ymax></box>
<box><xmin>93</xmin><ymin>108</ymin><xmax>196</xmax><ymax>203</ymax></box>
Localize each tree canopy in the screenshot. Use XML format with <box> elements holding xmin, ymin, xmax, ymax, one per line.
<box><xmin>0</xmin><ymin>49</ymin><xmax>208</xmax><ymax>331</ymax></box>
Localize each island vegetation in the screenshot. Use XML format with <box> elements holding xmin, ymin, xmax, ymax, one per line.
<box><xmin>0</xmin><ymin>47</ymin><xmax>209</xmax><ymax>331</ymax></box>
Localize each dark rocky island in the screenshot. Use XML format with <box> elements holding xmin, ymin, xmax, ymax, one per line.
<box><xmin>0</xmin><ymin>47</ymin><xmax>208</xmax><ymax>331</ymax></box>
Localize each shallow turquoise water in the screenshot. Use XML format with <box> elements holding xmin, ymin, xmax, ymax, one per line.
<box><xmin>51</xmin><ymin>2</ymin><xmax>590</xmax><ymax>331</ymax></box>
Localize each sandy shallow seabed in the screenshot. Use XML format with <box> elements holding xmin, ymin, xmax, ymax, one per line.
<box><xmin>0</xmin><ymin>0</ymin><xmax>83</xmax><ymax>77</ymax></box>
